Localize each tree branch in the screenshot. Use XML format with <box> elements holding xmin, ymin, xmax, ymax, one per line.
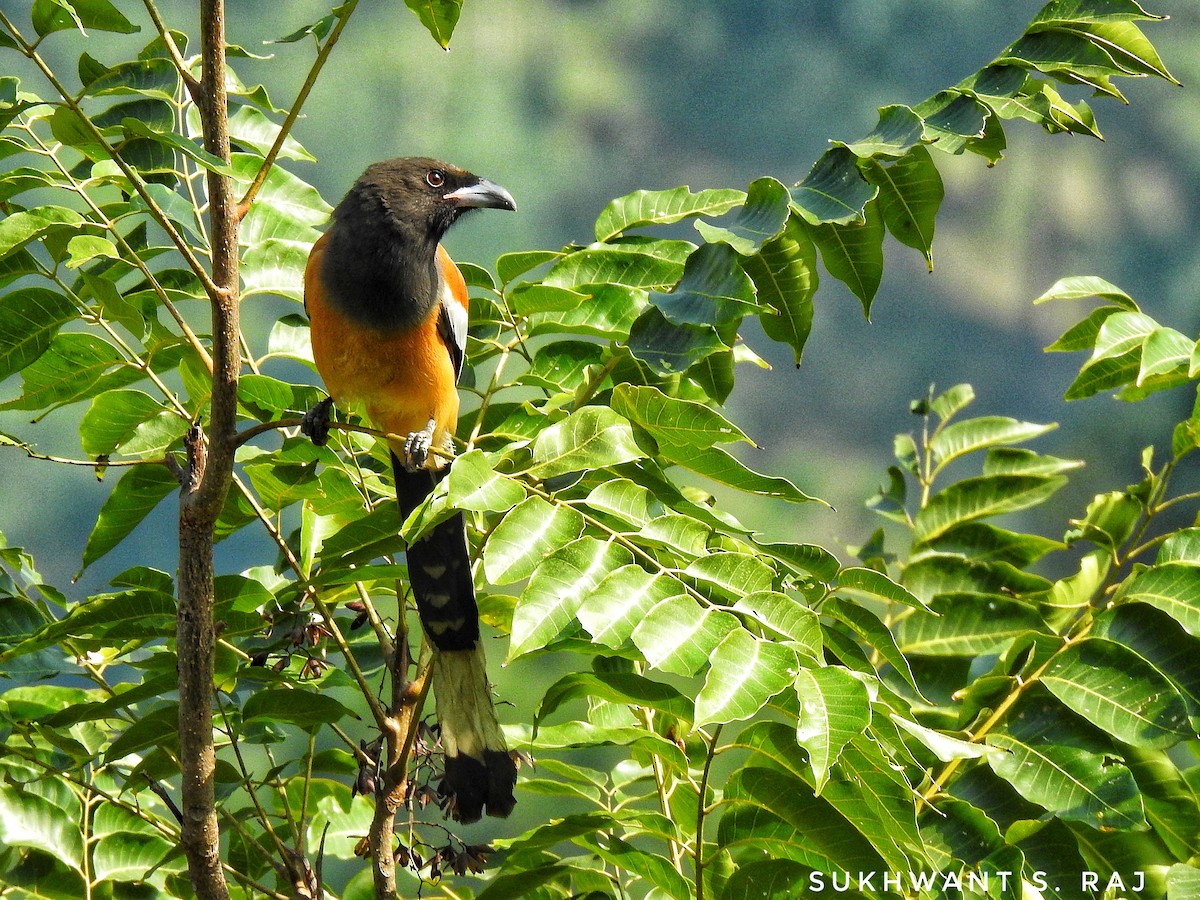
<box><xmin>175</xmin><ymin>0</ymin><xmax>240</xmax><ymax>896</ymax></box>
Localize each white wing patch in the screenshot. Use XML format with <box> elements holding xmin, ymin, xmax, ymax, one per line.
<box><xmin>438</xmin><ymin>279</ymin><xmax>468</xmax><ymax>384</ymax></box>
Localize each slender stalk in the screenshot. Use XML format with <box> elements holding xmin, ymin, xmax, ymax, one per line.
<box><xmin>237</xmin><ymin>0</ymin><xmax>359</xmax><ymax>217</ymax></box>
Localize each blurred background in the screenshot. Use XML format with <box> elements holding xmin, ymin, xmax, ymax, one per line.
<box><xmin>2</xmin><ymin>0</ymin><xmax>1198</xmax><ymax>593</ymax></box>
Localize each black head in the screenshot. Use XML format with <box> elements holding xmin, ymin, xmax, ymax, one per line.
<box><xmin>354</xmin><ymin>156</ymin><xmax>516</xmax><ymax>245</ymax></box>
<box><xmin>321</xmin><ymin>157</ymin><xmax>515</xmax><ymax>328</ymax></box>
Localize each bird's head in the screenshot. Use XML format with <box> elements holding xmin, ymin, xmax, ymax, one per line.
<box><xmin>357</xmin><ymin>157</ymin><xmax>516</xmax><ymax>244</ymax></box>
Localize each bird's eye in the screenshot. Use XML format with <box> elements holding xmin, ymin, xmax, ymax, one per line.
<box><xmin>426</xmin><ymin>169</ymin><xmax>445</xmax><ymax>188</ymax></box>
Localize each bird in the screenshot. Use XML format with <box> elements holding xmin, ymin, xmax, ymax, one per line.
<box><xmin>301</xmin><ymin>156</ymin><xmax>517</xmax><ymax>823</ymax></box>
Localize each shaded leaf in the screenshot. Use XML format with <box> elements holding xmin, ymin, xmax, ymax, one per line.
<box><xmin>694</xmin><ymin>177</ymin><xmax>790</xmax><ymax>254</ymax></box>
<box><xmin>743</xmin><ymin>214</ymin><xmax>818</xmax><ymax>367</ymax></box>
<box><xmin>80</xmin><ymin>464</ymin><xmax>179</xmax><ymax>572</ymax></box>
<box><xmin>791</xmin><ymin>146</ymin><xmax>878</xmax><ymax>225</ymax></box>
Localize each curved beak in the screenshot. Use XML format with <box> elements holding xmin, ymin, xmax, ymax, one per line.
<box><xmin>444</xmin><ymin>177</ymin><xmax>516</xmax><ymax>212</ymax></box>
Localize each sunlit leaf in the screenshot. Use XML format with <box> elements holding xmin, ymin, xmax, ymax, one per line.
<box><xmin>794</xmin><ymin>666</ymin><xmax>870</xmax><ymax>791</ymax></box>
<box><xmin>483</xmin><ymin>495</ymin><xmax>585</xmax><ymax>585</ymax></box>
<box><xmin>509</xmin><ymin>537</ymin><xmax>634</xmax><ymax>659</ymax></box>
<box><xmin>594</xmin><ymin>186</ymin><xmax>744</xmax><ymax>242</ymax></box>
<box><xmin>527</xmin><ymin>406</ymin><xmax>644</xmax><ymax>479</ymax></box>
<box><xmin>695</xmin><ymin>628</ymin><xmax>797</xmax><ymax>726</ymax></box>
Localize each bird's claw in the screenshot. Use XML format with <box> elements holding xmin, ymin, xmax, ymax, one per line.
<box><xmin>301</xmin><ymin>397</ymin><xmax>334</xmax><ymax>446</ymax></box>
<box><xmin>401</xmin><ymin>419</ymin><xmax>437</xmax><ymax>471</ymax></box>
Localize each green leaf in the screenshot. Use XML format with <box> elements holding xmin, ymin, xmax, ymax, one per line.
<box><xmin>496</xmin><ymin>249</ymin><xmax>561</xmax><ymax>284</ymax></box>
<box><xmin>913</xmin><ymin>473</ymin><xmax>1069</xmax><ymax>544</ymax></box>
<box><xmin>0</xmin><ymin>784</ymin><xmax>84</xmax><ymax>873</ymax></box>
<box><xmin>807</xmin><ymin>200</ymin><xmax>886</xmax><ymax>316</ymax></box>
<box><xmin>445</xmin><ymin>450</ymin><xmax>526</xmax><ymax>512</ymax></box>
<box><xmin>1034</xmin><ymin>276</ymin><xmax>1138</xmax><ymax>310</ymax></box>
<box><xmin>862</xmin><ymin>146</ymin><xmax>944</xmax><ymax>269</ymax></box>
<box><xmin>695</xmin><ymin>628</ymin><xmax>797</xmax><ymax>726</ymax></box>
<box><xmin>791</xmin><ymin>146</ymin><xmax>878</xmax><ymax>225</ymax></box>
<box><xmin>1042</xmin><ymin>637</ymin><xmax>1190</xmax><ymax>749</ymax></box>
<box><xmin>227</xmin><ymin>104</ymin><xmax>315</xmax><ymax>162</ymax></box>
<box><xmin>403</xmin><ymin>0</ymin><xmax>462</xmax><ymax>48</ymax></box>
<box><xmin>835</xmin><ymin>566</ymin><xmax>928</xmax><ymax>611</ymax></box>
<box><xmin>1030</xmin><ymin>0</ymin><xmax>1164</xmax><ymax>28</ymax></box>
<box><xmin>929</xmin><ymin>416</ymin><xmax>1056</xmax><ymax>475</ymax></box>
<box><xmin>718</xmin><ymin>859</ymin><xmax>812</xmax><ymax>900</ymax></box>
<box><xmin>914</xmin><ymin>90</ymin><xmax>989</xmax><ymax>152</ymax></box>
<box><xmin>743</xmin><ymin>214</ymin><xmax>818</xmax><ymax>367</ymax></box>
<box><xmin>753</xmin><ymin>540</ymin><xmax>840</xmax><ymax>582</ymax></box>
<box><xmin>611</xmin><ymin>383</ymin><xmax>750</xmax><ymax>448</ymax></box>
<box><xmin>793</xmin><ymin>666</ymin><xmax>871</xmax><ymax>791</ymax></box>
<box><xmin>528</xmin><ymin>283</ymin><xmax>646</xmax><ymax>340</ymax></box>
<box><xmin>929</xmin><ymin>383</ymin><xmax>975</xmax><ymax>422</ymax></box>
<box><xmin>650</xmin><ymin>242</ymin><xmax>758</xmax><ymax>327</ymax></box>
<box><xmin>0</xmin><ymin>288</ymin><xmax>82</xmax><ymax>381</ymax></box>
<box><xmin>79</xmin><ymin>389</ymin><xmax>175</xmax><ymax>457</ymax></box>
<box><xmin>824</xmin><ymin>598</ymin><xmax>924</xmax><ymax>698</ymax></box>
<box><xmin>577</xmin><ymin>566</ymin><xmax>683</xmax><ymax>649</ymax></box>
<box><xmin>627</xmin><ymin>306</ymin><xmax>727</xmax><ymax>374</ymax></box>
<box><xmin>91</xmin><ymin>830</ymin><xmax>173</xmax><ymax>883</ymax></box>
<box><xmin>842</xmin><ymin>104</ymin><xmax>926</xmax><ymax>159</ymax></box>
<box><xmin>631</xmin><ymin>595</ymin><xmax>739</xmax><ymax>677</ymax></box>
<box><xmin>693</xmin><ymin>177</ymin><xmax>790</xmax><ymax>254</ymax></box>
<box><xmin>80</xmin><ymin>464</ymin><xmax>179</xmax><ymax>572</ymax></box>
<box><xmin>986</xmin><ymin>697</ymin><xmax>1147</xmax><ymax>830</ymax></box>
<box><xmin>536</xmin><ymin>671</ymin><xmax>693</xmax><ymax>729</ymax></box>
<box><xmin>594</xmin><ymin>186</ymin><xmax>744</xmax><ymax>242</ymax></box>
<box><xmin>731</xmin><ymin>591</ymin><xmax>821</xmax><ymax>657</ymax></box>
<box><xmin>685</xmin><ymin>551</ymin><xmax>775</xmax><ymax>601</ymax></box>
<box><xmin>32</xmin><ymin>0</ymin><xmax>138</xmax><ymax>36</ymax></box>
<box><xmin>657</xmin><ymin>441</ymin><xmax>819</xmax><ymax>504</ymax></box>
<box><xmin>722</xmin><ymin>765</ymin><xmax>888</xmax><ymax>872</ymax></box>
<box><xmin>483</xmin><ymin>495</ymin><xmax>585</xmax><ymax>585</ymax></box>
<box><xmin>121</xmin><ymin>118</ymin><xmax>241</xmax><ymax>177</ymax></box>
<box><xmin>578</xmin><ymin>832</ymin><xmax>693</xmax><ymax>899</ymax></box>
<box><xmin>896</xmin><ymin>593</ymin><xmax>1047</xmax><ymax>656</ymax></box>
<box><xmin>0</xmin><ymin>206</ymin><xmax>86</xmax><ymax>263</ymax></box>
<box><xmin>544</xmin><ymin>240</ymin><xmax>692</xmax><ymax>292</ymax></box>
<box><xmin>1064</xmin><ymin>348</ymin><xmax>1141</xmax><ymax>400</ymax></box>
<box><xmin>513</xmin><ymin>720</ymin><xmax>687</xmax><ymax>770</ymax></box>
<box><xmin>527</xmin><ymin>406</ymin><xmax>645</xmax><ymax>478</ymax></box>
<box><xmin>1137</xmin><ymin>326</ymin><xmax>1192</xmax><ymax>385</ymax></box>
<box><xmin>508</xmin><ymin>537</ymin><xmax>634</xmax><ymax>659</ymax></box>
<box><xmin>242</xmin><ymin>238</ymin><xmax>311</xmax><ymax>301</ymax></box>
<box><xmin>1121</xmin><ymin>562</ymin><xmax>1200</xmax><ymax>638</ymax></box>
<box><xmin>241</xmin><ymin>687</ymin><xmax>351</xmax><ymax>730</ymax></box>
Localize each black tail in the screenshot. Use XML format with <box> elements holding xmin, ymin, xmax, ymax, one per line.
<box><xmin>392</xmin><ymin>453</ymin><xmax>517</xmax><ymax>823</ymax></box>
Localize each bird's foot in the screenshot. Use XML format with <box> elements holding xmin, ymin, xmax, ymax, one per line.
<box><xmin>401</xmin><ymin>418</ymin><xmax>438</xmax><ymax>471</ymax></box>
<box><xmin>301</xmin><ymin>397</ymin><xmax>334</xmax><ymax>446</ymax></box>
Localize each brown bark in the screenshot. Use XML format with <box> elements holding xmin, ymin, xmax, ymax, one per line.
<box><xmin>176</xmin><ymin>1</ymin><xmax>240</xmax><ymax>897</ymax></box>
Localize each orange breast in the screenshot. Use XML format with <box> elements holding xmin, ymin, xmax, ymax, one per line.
<box><xmin>305</xmin><ymin>234</ymin><xmax>464</xmax><ymax>464</ymax></box>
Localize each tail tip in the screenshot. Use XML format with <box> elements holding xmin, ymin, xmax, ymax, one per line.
<box><xmin>441</xmin><ymin>750</ymin><xmax>518</xmax><ymax>824</ymax></box>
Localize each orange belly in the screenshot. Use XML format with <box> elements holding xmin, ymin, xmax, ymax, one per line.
<box><xmin>305</xmin><ymin>235</ymin><xmax>461</xmax><ymax>463</ymax></box>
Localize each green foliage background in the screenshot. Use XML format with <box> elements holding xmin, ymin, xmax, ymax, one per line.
<box><xmin>1</xmin><ymin>1</ymin><xmax>1200</xmax><ymax>898</ymax></box>
<box><xmin>2</xmin><ymin>0</ymin><xmax>1197</xmax><ymax>592</ymax></box>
